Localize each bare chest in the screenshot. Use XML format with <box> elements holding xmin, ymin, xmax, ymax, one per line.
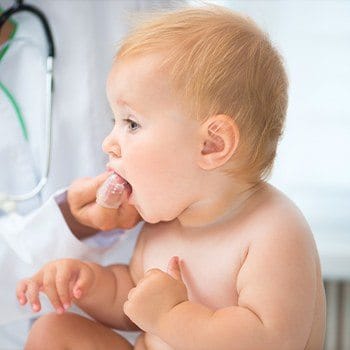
<box><xmin>142</xmin><ymin>225</ymin><xmax>249</xmax><ymax>310</ymax></box>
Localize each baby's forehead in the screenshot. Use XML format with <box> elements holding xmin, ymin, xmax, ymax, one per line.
<box><xmin>107</xmin><ymin>53</ymin><xmax>185</xmax><ymax>115</ymax></box>
<box><xmin>111</xmin><ymin>52</ymin><xmax>169</xmax><ymax>80</ymax></box>
<box><xmin>108</xmin><ymin>53</ymin><xmax>175</xmax><ymax>97</ymax></box>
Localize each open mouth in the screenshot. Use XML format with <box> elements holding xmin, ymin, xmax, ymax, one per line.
<box><xmin>96</xmin><ymin>170</ymin><xmax>132</xmax><ymax>209</ymax></box>
<box><xmin>112</xmin><ymin>172</ymin><xmax>133</xmax><ymax>197</ymax></box>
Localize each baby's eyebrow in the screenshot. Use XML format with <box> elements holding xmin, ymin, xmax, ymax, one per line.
<box><xmin>113</xmin><ymin>106</ymin><xmax>142</xmax><ymax>123</ymax></box>
<box><xmin>112</xmin><ymin>100</ymin><xmax>129</xmax><ymax>114</ymax></box>
<box><xmin>115</xmin><ymin>98</ymin><xmax>145</xmax><ymax>120</ymax></box>
<box><xmin>116</xmin><ymin>98</ymin><xmax>127</xmax><ymax>107</ymax></box>
<box><xmin>123</xmin><ymin>104</ymin><xmax>144</xmax><ymax>119</ymax></box>
<box><xmin>116</xmin><ymin>99</ymin><xmax>134</xmax><ymax>113</ymax></box>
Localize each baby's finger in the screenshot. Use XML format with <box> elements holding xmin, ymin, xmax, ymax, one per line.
<box><xmin>72</xmin><ymin>267</ymin><xmax>92</xmax><ymax>300</ymax></box>
<box><xmin>167</xmin><ymin>256</ymin><xmax>183</xmax><ymax>281</ymax></box>
<box><xmin>16</xmin><ymin>279</ymin><xmax>29</xmax><ymax>305</ymax></box>
<box><xmin>26</xmin><ymin>280</ymin><xmax>42</xmax><ymax>313</ymax></box>
<box><xmin>43</xmin><ymin>272</ymin><xmax>65</xmax><ymax>314</ymax></box>
<box><xmin>56</xmin><ymin>267</ymin><xmax>73</xmax><ymax>310</ymax></box>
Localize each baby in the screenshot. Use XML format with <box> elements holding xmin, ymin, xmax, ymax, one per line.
<box><xmin>17</xmin><ymin>6</ymin><xmax>326</xmax><ymax>350</ymax></box>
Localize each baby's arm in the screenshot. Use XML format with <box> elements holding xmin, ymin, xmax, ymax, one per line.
<box><xmin>16</xmin><ymin>260</ymin><xmax>136</xmax><ymax>330</ymax></box>
<box><xmin>126</xmin><ymin>218</ymin><xmax>317</xmax><ymax>350</ymax></box>
<box><xmin>17</xmin><ymin>229</ymin><xmax>145</xmax><ymax>331</ymax></box>
<box><xmin>74</xmin><ymin>263</ymin><xmax>138</xmax><ymax>330</ymax></box>
<box><xmin>76</xmin><ymin>230</ymin><xmax>145</xmax><ymax>330</ymax></box>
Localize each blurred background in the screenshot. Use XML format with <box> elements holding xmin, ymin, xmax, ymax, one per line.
<box><xmin>0</xmin><ymin>0</ymin><xmax>349</xmax><ymax>349</ymax></box>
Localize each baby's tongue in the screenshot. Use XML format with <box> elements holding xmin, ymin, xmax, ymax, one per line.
<box><xmin>96</xmin><ymin>173</ymin><xmax>132</xmax><ymax>209</ymax></box>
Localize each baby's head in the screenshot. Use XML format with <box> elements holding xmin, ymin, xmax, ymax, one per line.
<box><xmin>115</xmin><ymin>5</ymin><xmax>288</xmax><ymax>182</ymax></box>
<box><xmin>104</xmin><ymin>5</ymin><xmax>288</xmax><ymax>223</ymax></box>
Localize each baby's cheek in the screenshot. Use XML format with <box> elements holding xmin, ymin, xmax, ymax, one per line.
<box><xmin>126</xmin><ymin>146</ymin><xmax>184</xmax><ymax>218</ymax></box>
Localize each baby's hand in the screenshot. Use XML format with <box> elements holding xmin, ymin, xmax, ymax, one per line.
<box><xmin>124</xmin><ymin>256</ymin><xmax>188</xmax><ymax>333</ymax></box>
<box><xmin>16</xmin><ymin>259</ymin><xmax>95</xmax><ymax>314</ymax></box>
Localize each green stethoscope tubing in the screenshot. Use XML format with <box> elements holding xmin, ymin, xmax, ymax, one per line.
<box><xmin>0</xmin><ymin>82</ymin><xmax>28</xmax><ymax>141</ymax></box>
<box><xmin>0</xmin><ymin>7</ymin><xmax>29</xmax><ymax>141</ymax></box>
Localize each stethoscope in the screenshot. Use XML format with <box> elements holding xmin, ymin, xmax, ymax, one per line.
<box><xmin>0</xmin><ymin>0</ymin><xmax>55</xmax><ymax>212</ymax></box>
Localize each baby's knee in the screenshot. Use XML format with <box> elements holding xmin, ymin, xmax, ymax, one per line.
<box><xmin>25</xmin><ymin>312</ymin><xmax>75</xmax><ymax>350</ymax></box>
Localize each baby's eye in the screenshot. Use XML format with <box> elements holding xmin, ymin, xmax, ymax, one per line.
<box><xmin>123</xmin><ymin>118</ymin><xmax>140</xmax><ymax>132</ymax></box>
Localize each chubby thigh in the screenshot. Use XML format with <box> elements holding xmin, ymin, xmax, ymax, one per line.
<box><xmin>25</xmin><ymin>312</ymin><xmax>135</xmax><ymax>350</ymax></box>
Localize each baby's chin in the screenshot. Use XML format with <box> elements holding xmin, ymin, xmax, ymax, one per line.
<box><xmin>137</xmin><ymin>204</ymin><xmax>181</xmax><ymax>224</ymax></box>
<box><xmin>132</xmin><ymin>189</ymin><xmax>189</xmax><ymax>224</ymax></box>
<box><xmin>139</xmin><ymin>211</ymin><xmax>173</xmax><ymax>224</ymax></box>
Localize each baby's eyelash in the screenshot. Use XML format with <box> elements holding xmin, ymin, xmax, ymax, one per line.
<box><xmin>123</xmin><ymin>118</ymin><xmax>140</xmax><ymax>132</ymax></box>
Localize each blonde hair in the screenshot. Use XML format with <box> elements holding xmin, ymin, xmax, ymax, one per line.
<box><xmin>116</xmin><ymin>5</ymin><xmax>288</xmax><ymax>183</ymax></box>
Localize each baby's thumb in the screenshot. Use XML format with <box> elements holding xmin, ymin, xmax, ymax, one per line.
<box><xmin>167</xmin><ymin>256</ymin><xmax>183</xmax><ymax>282</ymax></box>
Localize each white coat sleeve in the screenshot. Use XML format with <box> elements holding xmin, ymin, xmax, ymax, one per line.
<box><xmin>0</xmin><ymin>188</ymin><xmax>142</xmax><ymax>325</ymax></box>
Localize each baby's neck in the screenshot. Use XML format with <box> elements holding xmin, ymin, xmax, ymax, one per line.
<box><xmin>177</xmin><ymin>175</ymin><xmax>264</xmax><ymax>228</ymax></box>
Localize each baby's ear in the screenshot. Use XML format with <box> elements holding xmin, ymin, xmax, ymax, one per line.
<box><xmin>197</xmin><ymin>115</ymin><xmax>239</xmax><ymax>170</ymax></box>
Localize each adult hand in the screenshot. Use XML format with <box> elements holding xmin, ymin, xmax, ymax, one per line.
<box><xmin>67</xmin><ymin>172</ymin><xmax>141</xmax><ymax>233</ymax></box>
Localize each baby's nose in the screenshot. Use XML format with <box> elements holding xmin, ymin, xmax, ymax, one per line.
<box><xmin>102</xmin><ymin>133</ymin><xmax>121</xmax><ymax>158</ymax></box>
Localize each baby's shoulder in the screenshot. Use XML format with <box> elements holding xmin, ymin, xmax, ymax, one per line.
<box><xmin>246</xmin><ymin>183</ymin><xmax>315</xmax><ymax>250</ymax></box>
<box><xmin>255</xmin><ymin>184</ymin><xmax>308</xmax><ymax>227</ymax></box>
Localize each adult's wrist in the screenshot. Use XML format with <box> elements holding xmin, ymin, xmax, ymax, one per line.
<box><xmin>56</xmin><ymin>191</ymin><xmax>99</xmax><ymax>240</ymax></box>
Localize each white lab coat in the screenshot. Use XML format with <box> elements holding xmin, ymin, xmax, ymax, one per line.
<box><xmin>0</xmin><ymin>0</ymin><xmax>182</xmax><ymax>347</ymax></box>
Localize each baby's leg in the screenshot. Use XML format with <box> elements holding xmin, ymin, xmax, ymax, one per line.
<box><xmin>25</xmin><ymin>312</ymin><xmax>133</xmax><ymax>350</ymax></box>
